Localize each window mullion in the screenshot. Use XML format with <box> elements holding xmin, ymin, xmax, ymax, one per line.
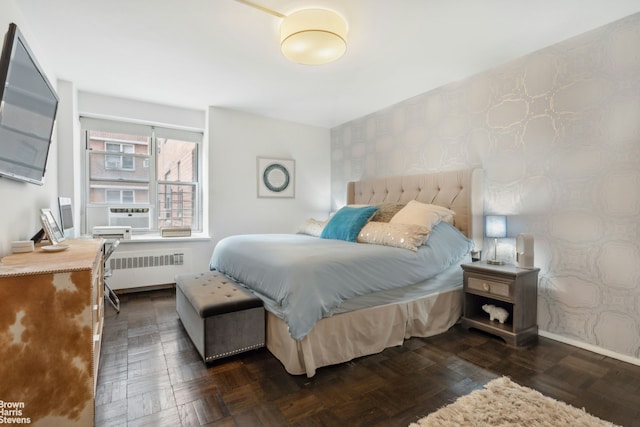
<box><xmin>82</xmin><ymin>130</ymin><xmax>90</xmax><ymax>235</ymax></box>
<box><xmin>149</xmin><ymin>131</ymin><xmax>158</xmax><ymax>231</ymax></box>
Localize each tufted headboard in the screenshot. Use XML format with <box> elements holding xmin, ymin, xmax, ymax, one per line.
<box><xmin>347</xmin><ymin>169</ymin><xmax>484</xmax><ymax>252</ymax></box>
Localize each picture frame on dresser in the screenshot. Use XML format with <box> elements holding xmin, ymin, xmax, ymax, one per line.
<box><xmin>40</xmin><ymin>208</ymin><xmax>65</xmax><ymax>245</ymax></box>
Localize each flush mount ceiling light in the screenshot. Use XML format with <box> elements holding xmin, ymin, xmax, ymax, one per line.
<box><xmin>280</xmin><ymin>9</ymin><xmax>347</xmax><ymax>65</ymax></box>
<box><xmin>235</xmin><ymin>0</ymin><xmax>347</xmax><ymax>65</ymax></box>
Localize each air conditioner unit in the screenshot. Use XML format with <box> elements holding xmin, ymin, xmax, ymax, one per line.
<box><xmin>108</xmin><ymin>207</ymin><xmax>151</xmax><ymax>229</ymax></box>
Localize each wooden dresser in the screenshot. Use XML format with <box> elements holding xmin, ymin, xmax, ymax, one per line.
<box><xmin>0</xmin><ymin>238</ymin><xmax>104</xmax><ymax>426</ymax></box>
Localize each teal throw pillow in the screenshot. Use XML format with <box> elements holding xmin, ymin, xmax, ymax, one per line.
<box><xmin>320</xmin><ymin>206</ymin><xmax>379</xmax><ymax>242</ymax></box>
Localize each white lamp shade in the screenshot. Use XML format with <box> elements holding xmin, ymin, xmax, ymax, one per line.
<box><xmin>485</xmin><ymin>215</ymin><xmax>507</xmax><ymax>238</ymax></box>
<box><xmin>280</xmin><ymin>9</ymin><xmax>347</xmax><ymax>65</ymax></box>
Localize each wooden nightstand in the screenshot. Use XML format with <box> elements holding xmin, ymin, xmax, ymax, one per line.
<box><xmin>461</xmin><ymin>262</ymin><xmax>540</xmax><ymax>346</ymax></box>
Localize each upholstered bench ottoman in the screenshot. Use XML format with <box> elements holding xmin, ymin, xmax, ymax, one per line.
<box><xmin>175</xmin><ymin>271</ymin><xmax>265</xmax><ymax>363</ymax></box>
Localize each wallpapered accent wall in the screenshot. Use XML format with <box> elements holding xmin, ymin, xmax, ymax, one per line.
<box><xmin>330</xmin><ymin>13</ymin><xmax>640</xmax><ymax>360</ymax></box>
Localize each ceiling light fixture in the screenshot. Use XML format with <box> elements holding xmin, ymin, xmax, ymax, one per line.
<box><xmin>235</xmin><ymin>0</ymin><xmax>347</xmax><ymax>65</ymax></box>
<box><xmin>280</xmin><ymin>9</ymin><xmax>347</xmax><ymax>65</ymax></box>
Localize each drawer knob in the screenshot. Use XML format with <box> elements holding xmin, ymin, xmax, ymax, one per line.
<box><xmin>483</xmin><ymin>282</ymin><xmax>490</xmax><ymax>291</ymax></box>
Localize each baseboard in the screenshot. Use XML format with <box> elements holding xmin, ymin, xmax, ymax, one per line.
<box><xmin>115</xmin><ymin>283</ymin><xmax>176</xmax><ymax>295</ymax></box>
<box><xmin>539</xmin><ymin>330</ymin><xmax>640</xmax><ymax>367</ymax></box>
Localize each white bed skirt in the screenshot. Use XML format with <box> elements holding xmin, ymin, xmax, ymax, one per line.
<box><xmin>266</xmin><ymin>288</ymin><xmax>463</xmax><ymax>377</ymax></box>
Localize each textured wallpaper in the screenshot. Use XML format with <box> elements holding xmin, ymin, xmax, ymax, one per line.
<box><xmin>330</xmin><ymin>13</ymin><xmax>640</xmax><ymax>360</ymax></box>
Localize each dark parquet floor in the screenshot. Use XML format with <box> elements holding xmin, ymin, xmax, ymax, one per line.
<box><xmin>95</xmin><ymin>288</ymin><xmax>640</xmax><ymax>427</ymax></box>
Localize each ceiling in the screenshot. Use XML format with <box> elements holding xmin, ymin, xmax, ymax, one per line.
<box><xmin>14</xmin><ymin>0</ymin><xmax>640</xmax><ymax>128</ymax></box>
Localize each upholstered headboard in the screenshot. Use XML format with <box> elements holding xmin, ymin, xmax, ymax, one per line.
<box><xmin>347</xmin><ymin>168</ymin><xmax>484</xmax><ymax>252</ymax></box>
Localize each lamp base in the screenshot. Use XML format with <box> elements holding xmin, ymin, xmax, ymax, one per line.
<box><xmin>487</xmin><ymin>259</ymin><xmax>505</xmax><ymax>265</ymax></box>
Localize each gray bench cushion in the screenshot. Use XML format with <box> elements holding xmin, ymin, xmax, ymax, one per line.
<box><xmin>176</xmin><ymin>271</ymin><xmax>262</xmax><ymax>317</ymax></box>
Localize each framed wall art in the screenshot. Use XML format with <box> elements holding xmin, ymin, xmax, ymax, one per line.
<box><xmin>257</xmin><ymin>157</ymin><xmax>295</xmax><ymax>198</ymax></box>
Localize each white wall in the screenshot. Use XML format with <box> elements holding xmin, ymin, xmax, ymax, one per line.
<box><xmin>78</xmin><ymin>92</ymin><xmax>206</xmax><ymax>130</ymax></box>
<box><xmin>0</xmin><ymin>2</ymin><xmax>60</xmax><ymax>256</ymax></box>
<box><xmin>209</xmin><ymin>107</ymin><xmax>331</xmax><ymax>243</ymax></box>
<box><xmin>56</xmin><ymin>80</ymin><xmax>81</xmax><ymax>236</ymax></box>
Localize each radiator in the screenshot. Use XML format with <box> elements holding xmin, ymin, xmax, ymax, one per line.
<box><xmin>108</xmin><ymin>248</ymin><xmax>197</xmax><ymax>291</ymax></box>
<box><xmin>109</xmin><ymin>251</ymin><xmax>184</xmax><ymax>270</ymax></box>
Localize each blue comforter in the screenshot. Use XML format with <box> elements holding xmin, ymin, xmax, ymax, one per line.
<box><xmin>209</xmin><ymin>222</ymin><xmax>473</xmax><ymax>340</ymax></box>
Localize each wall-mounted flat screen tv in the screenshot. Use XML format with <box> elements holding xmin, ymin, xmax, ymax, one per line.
<box><xmin>0</xmin><ymin>22</ymin><xmax>59</xmax><ymax>185</ymax></box>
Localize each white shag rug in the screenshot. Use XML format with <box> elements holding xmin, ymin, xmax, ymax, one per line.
<box><xmin>410</xmin><ymin>377</ymin><xmax>620</xmax><ymax>427</ymax></box>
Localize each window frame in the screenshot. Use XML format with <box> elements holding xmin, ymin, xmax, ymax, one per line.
<box><xmin>81</xmin><ymin>116</ymin><xmax>203</xmax><ymax>235</ymax></box>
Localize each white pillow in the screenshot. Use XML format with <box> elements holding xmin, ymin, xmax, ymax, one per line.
<box><xmin>425</xmin><ymin>203</ymin><xmax>456</xmax><ymax>225</ymax></box>
<box><xmin>390</xmin><ymin>200</ymin><xmax>455</xmax><ymax>229</ymax></box>
<box><xmin>297</xmin><ymin>218</ymin><xmax>327</xmax><ymax>237</ymax></box>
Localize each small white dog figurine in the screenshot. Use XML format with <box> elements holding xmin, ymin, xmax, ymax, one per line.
<box><xmin>482</xmin><ymin>304</ymin><xmax>509</xmax><ymax>324</ymax></box>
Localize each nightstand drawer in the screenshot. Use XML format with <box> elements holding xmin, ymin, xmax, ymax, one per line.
<box><xmin>467</xmin><ymin>276</ymin><xmax>512</xmax><ymax>298</ymax></box>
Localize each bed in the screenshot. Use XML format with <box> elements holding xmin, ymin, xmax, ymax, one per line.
<box><xmin>209</xmin><ymin>168</ymin><xmax>484</xmax><ymax>377</ymax></box>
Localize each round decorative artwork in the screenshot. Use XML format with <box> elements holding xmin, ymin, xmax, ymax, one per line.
<box><xmin>263</xmin><ymin>163</ymin><xmax>290</xmax><ymax>192</ymax></box>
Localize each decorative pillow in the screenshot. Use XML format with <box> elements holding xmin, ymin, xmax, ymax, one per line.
<box><xmin>320</xmin><ymin>206</ymin><xmax>379</xmax><ymax>242</ymax></box>
<box><xmin>297</xmin><ymin>218</ymin><xmax>327</xmax><ymax>237</ymax></box>
<box><xmin>370</xmin><ymin>203</ymin><xmax>406</xmax><ymax>222</ymax></box>
<box><xmin>390</xmin><ymin>200</ymin><xmax>455</xmax><ymax>229</ymax></box>
<box><xmin>425</xmin><ymin>203</ymin><xmax>456</xmax><ymax>225</ymax></box>
<box><xmin>357</xmin><ymin>222</ymin><xmax>431</xmax><ymax>251</ymax></box>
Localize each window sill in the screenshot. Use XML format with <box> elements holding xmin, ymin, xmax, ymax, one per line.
<box><xmin>119</xmin><ymin>232</ymin><xmax>211</xmax><ymax>243</ymax></box>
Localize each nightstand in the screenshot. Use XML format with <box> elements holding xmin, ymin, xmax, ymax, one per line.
<box><xmin>461</xmin><ymin>262</ymin><xmax>540</xmax><ymax>346</ymax></box>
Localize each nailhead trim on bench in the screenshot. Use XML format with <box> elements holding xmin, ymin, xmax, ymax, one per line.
<box><xmin>205</xmin><ymin>342</ymin><xmax>265</xmax><ymax>362</ymax></box>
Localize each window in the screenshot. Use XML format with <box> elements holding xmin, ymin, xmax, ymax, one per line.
<box><xmin>106</xmin><ymin>189</ymin><xmax>135</xmax><ymax>204</ymax></box>
<box><xmin>105</xmin><ymin>142</ymin><xmax>135</xmax><ymax>171</ymax></box>
<box><xmin>81</xmin><ymin>117</ymin><xmax>203</xmax><ymax>234</ymax></box>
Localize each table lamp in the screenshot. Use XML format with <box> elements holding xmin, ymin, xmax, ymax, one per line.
<box><xmin>485</xmin><ymin>215</ymin><xmax>507</xmax><ymax>265</ymax></box>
